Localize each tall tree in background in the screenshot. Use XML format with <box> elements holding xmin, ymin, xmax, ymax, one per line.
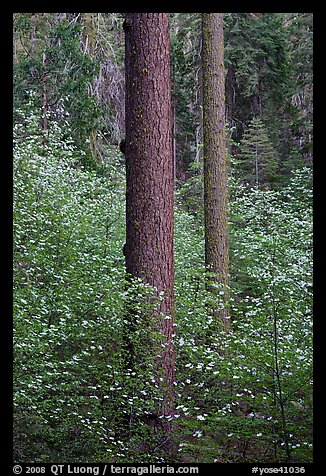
<box><xmin>170</xmin><ymin>13</ymin><xmax>202</xmax><ymax>183</ymax></box>
<box><xmin>238</xmin><ymin>116</ymin><xmax>278</xmax><ymax>187</ymax></box>
<box><xmin>223</xmin><ymin>13</ymin><xmax>290</xmax><ymax>140</ymax></box>
<box><xmin>202</xmin><ymin>13</ymin><xmax>229</xmax><ymax>324</ymax></box>
<box><xmin>124</xmin><ymin>13</ymin><xmax>175</xmax><ymax>426</ymax></box>
<box><xmin>284</xmin><ymin>13</ymin><xmax>313</xmax><ymax>164</ymax></box>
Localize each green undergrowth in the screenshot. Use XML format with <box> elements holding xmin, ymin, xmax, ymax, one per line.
<box><xmin>14</xmin><ymin>106</ymin><xmax>312</xmax><ymax>463</ymax></box>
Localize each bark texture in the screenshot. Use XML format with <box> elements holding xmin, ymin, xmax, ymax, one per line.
<box><xmin>124</xmin><ymin>13</ymin><xmax>175</xmax><ymax>418</ymax></box>
<box><xmin>202</xmin><ymin>13</ymin><xmax>229</xmax><ymax>324</ymax></box>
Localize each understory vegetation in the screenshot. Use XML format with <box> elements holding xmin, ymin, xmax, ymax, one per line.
<box><xmin>13</xmin><ymin>106</ymin><xmax>313</xmax><ymax>463</ymax></box>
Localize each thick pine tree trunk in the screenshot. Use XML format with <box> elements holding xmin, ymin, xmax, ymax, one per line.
<box><xmin>172</xmin><ymin>63</ymin><xmax>177</xmax><ymax>187</ymax></box>
<box><xmin>124</xmin><ymin>13</ymin><xmax>175</xmax><ymax>424</ymax></box>
<box><xmin>202</xmin><ymin>13</ymin><xmax>229</xmax><ymax>325</ymax></box>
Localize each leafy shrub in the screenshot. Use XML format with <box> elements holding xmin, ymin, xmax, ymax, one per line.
<box><xmin>13</xmin><ymin>102</ymin><xmax>312</xmax><ymax>463</ymax></box>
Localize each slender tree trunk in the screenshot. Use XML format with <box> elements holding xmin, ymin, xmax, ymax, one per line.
<box><xmin>41</xmin><ymin>52</ymin><xmax>48</xmax><ymax>131</ymax></box>
<box><xmin>202</xmin><ymin>13</ymin><xmax>229</xmax><ymax>325</ymax></box>
<box><xmin>124</xmin><ymin>12</ymin><xmax>175</xmax><ymax>426</ymax></box>
<box><xmin>29</xmin><ymin>16</ymin><xmax>36</xmax><ymax>58</ymax></box>
<box><xmin>226</xmin><ymin>63</ymin><xmax>236</xmax><ymax>121</ymax></box>
<box><xmin>255</xmin><ymin>144</ymin><xmax>259</xmax><ymax>185</ymax></box>
<box><xmin>81</xmin><ymin>13</ymin><xmax>101</xmax><ymax>162</ymax></box>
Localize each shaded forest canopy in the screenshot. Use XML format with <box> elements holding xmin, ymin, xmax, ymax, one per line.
<box><xmin>13</xmin><ymin>13</ymin><xmax>312</xmax><ymax>464</ymax></box>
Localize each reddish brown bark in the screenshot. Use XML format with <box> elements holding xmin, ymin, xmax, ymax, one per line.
<box><xmin>124</xmin><ymin>13</ymin><xmax>175</xmax><ymax>420</ymax></box>
<box><xmin>172</xmin><ymin>63</ymin><xmax>177</xmax><ymax>186</ymax></box>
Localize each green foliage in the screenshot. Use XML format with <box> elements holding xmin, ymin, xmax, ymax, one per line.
<box><xmin>13</xmin><ymin>12</ymin><xmax>312</xmax><ymax>184</ymax></box>
<box><xmin>13</xmin><ymin>12</ymin><xmax>313</xmax><ymax>463</ymax></box>
<box><xmin>13</xmin><ymin>15</ymin><xmax>104</xmax><ymax>165</ymax></box>
<box><xmin>175</xmin><ymin>160</ymin><xmax>204</xmax><ymax>222</ymax></box>
<box><xmin>223</xmin><ymin>12</ymin><xmax>313</xmax><ymax>185</ymax></box>
<box><xmin>237</xmin><ymin>117</ymin><xmax>278</xmax><ymax>188</ymax></box>
<box><xmin>14</xmin><ymin>103</ymin><xmax>126</xmax><ymax>461</ymax></box>
<box><xmin>224</xmin><ymin>13</ymin><xmax>291</xmax><ymax>118</ymax></box>
<box><xmin>170</xmin><ymin>13</ymin><xmax>201</xmax><ymax>177</ymax></box>
<box><xmin>173</xmin><ymin>168</ymin><xmax>312</xmax><ymax>463</ymax></box>
<box><xmin>282</xmin><ymin>14</ymin><xmax>313</xmax><ymax>164</ymax></box>
<box><xmin>13</xmin><ymin>104</ymin><xmax>313</xmax><ymax>462</ymax></box>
